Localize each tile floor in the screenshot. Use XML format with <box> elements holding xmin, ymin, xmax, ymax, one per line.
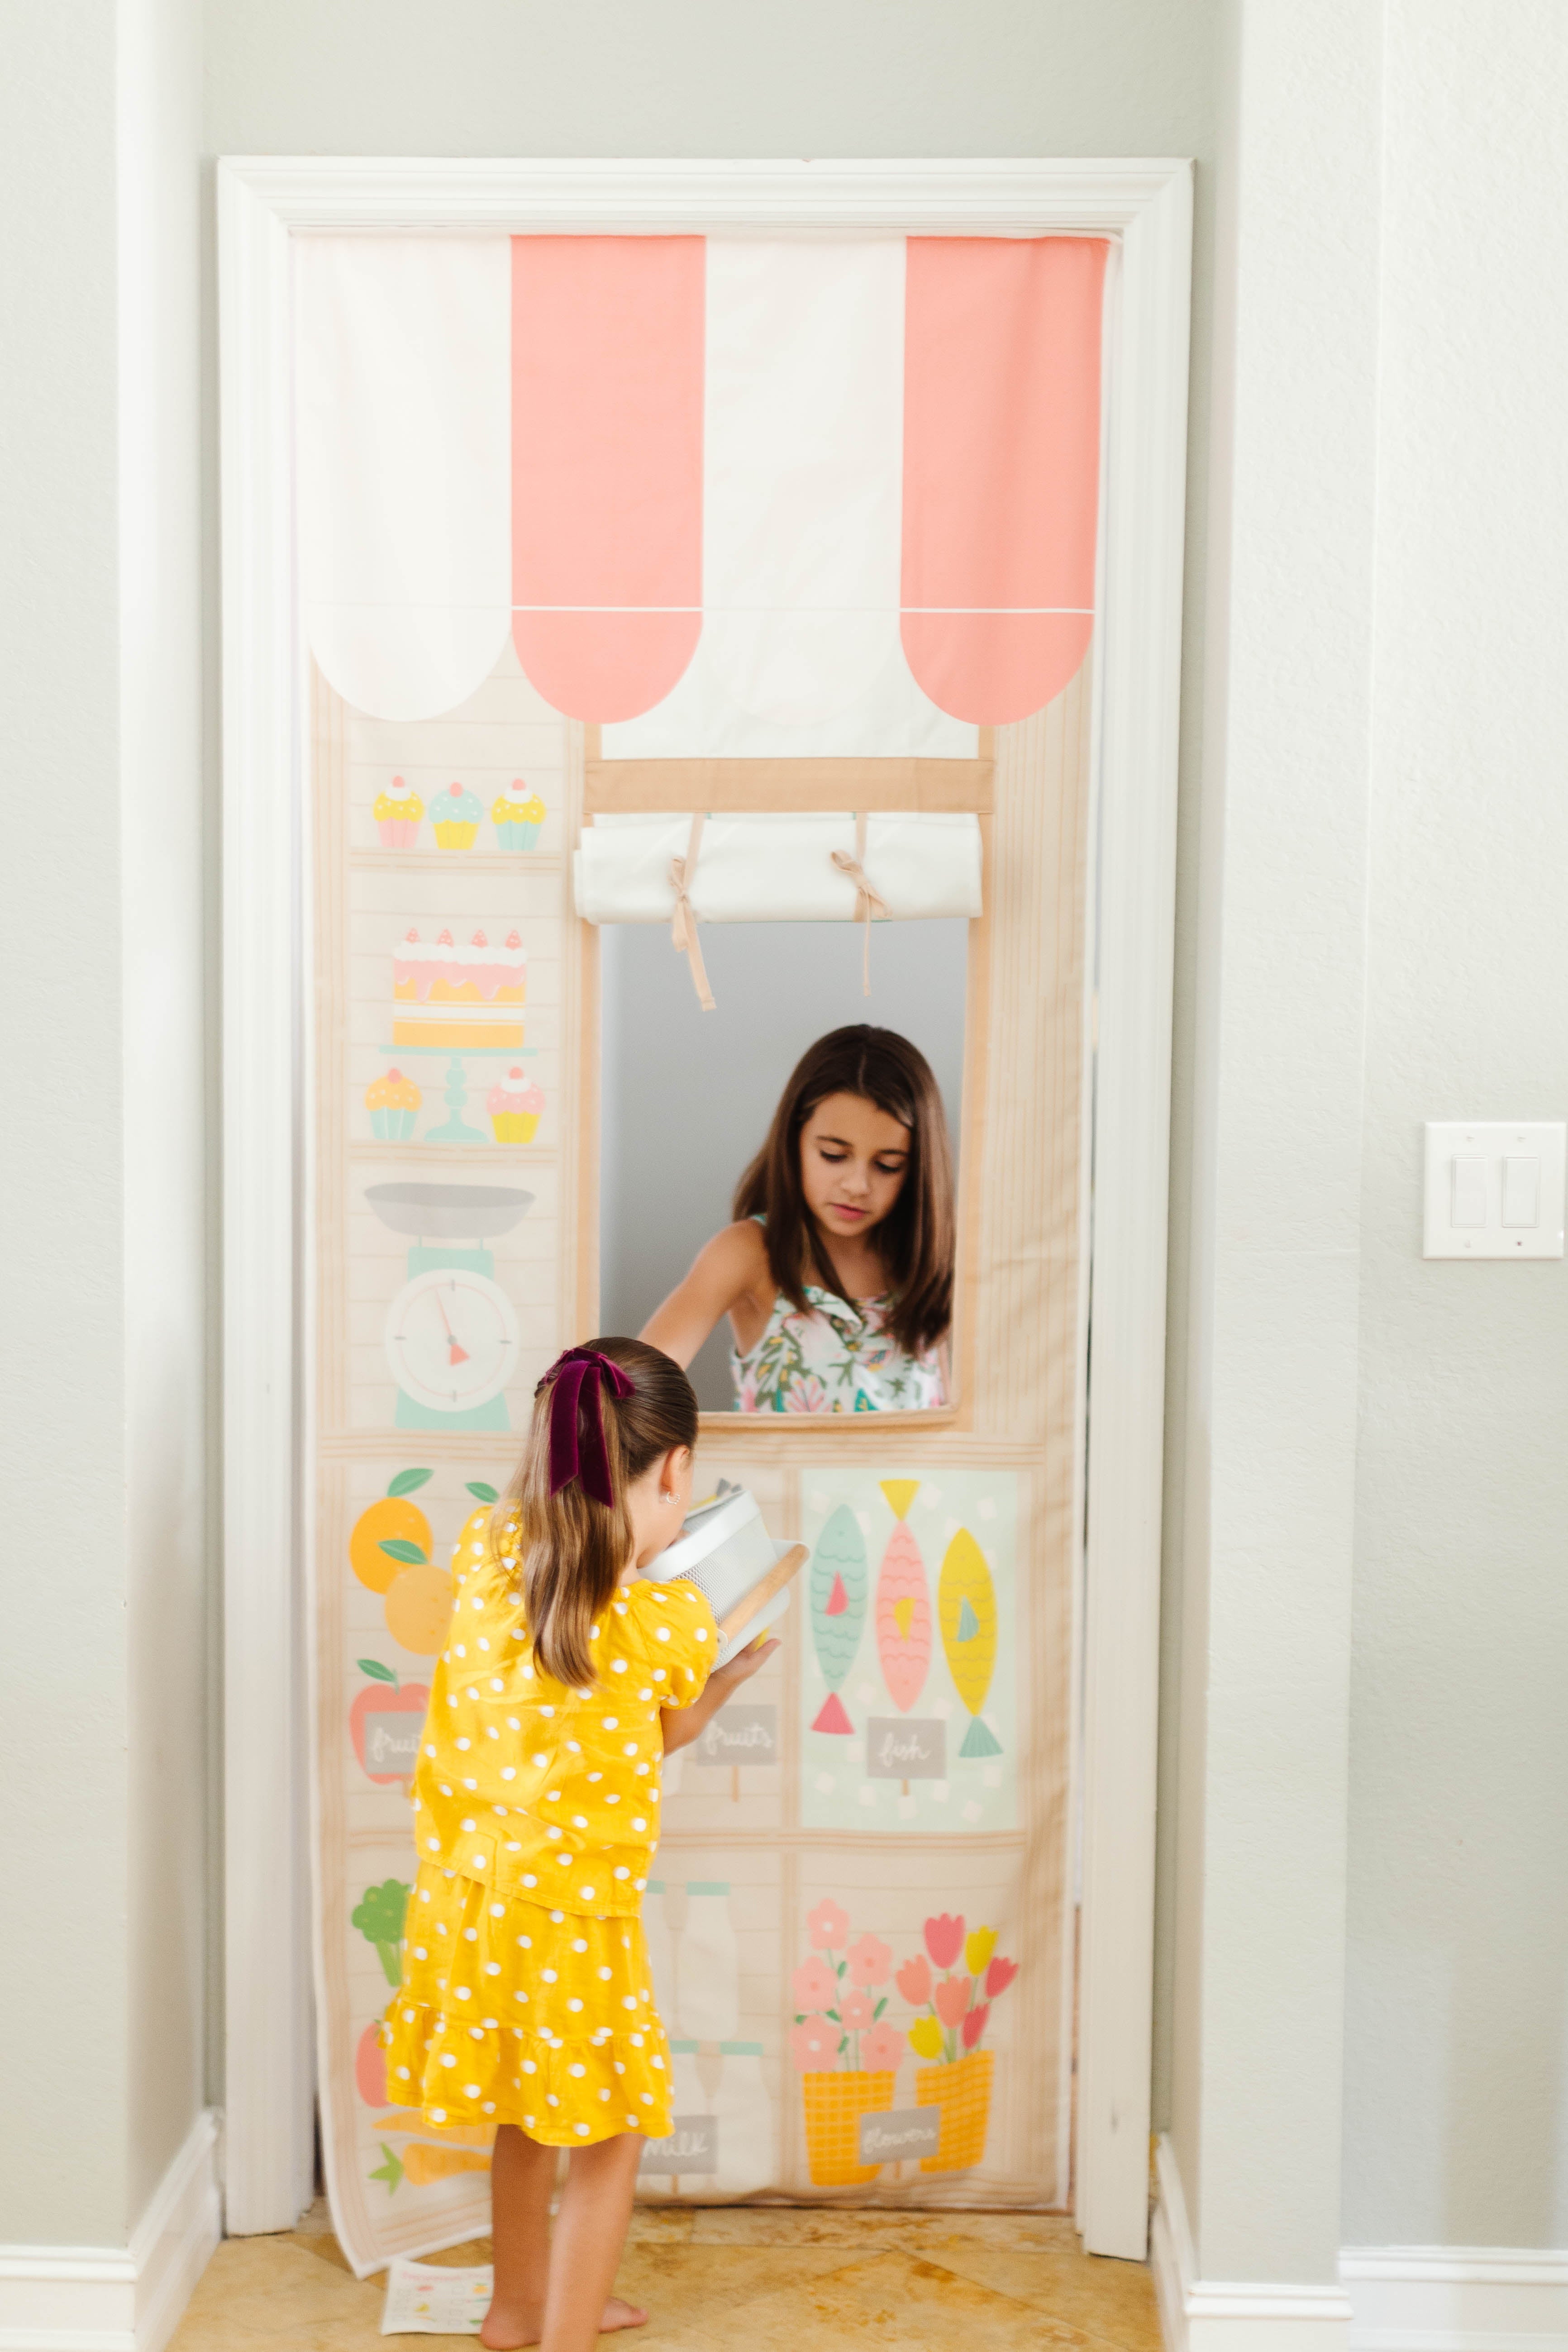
<box><xmin>168</xmin><ymin>2199</ymin><xmax>1161</xmax><ymax>2352</ymax></box>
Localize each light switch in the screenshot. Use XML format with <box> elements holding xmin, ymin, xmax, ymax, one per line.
<box><xmin>1451</xmin><ymin>1157</ymin><xmax>1487</xmax><ymax>1227</ymax></box>
<box><xmin>1502</xmin><ymin>1156</ymin><xmax>1540</xmax><ymax>1228</ymax></box>
<box><xmin>1424</xmin><ymin>1122</ymin><xmax>1566</xmax><ymax>1259</ymax></box>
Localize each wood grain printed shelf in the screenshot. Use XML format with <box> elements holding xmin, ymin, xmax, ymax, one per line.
<box><xmin>349</xmin><ymin>849</ymin><xmax>566</xmax><ymax>876</ymax></box>
<box><xmin>348</xmin><ymin>1140</ymin><xmax>557</xmax><ymax>1164</ymax></box>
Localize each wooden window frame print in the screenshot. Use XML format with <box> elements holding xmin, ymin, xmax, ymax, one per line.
<box><xmin>219</xmin><ymin>157</ymin><xmax>1192</xmax><ymax>2260</ymax></box>
<box><xmin>579</xmin><ymin>727</ymin><xmax>997</xmax><ymax>1434</ymax></box>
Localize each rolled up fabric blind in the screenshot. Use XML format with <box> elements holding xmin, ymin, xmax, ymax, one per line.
<box><xmin>573</xmin><ymin>811</ymin><xmax>982</xmax><ymax>926</ymax></box>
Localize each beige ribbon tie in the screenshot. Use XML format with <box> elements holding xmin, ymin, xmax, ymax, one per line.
<box><xmin>669</xmin><ymin>810</ymin><xmax>715</xmax><ymax>1012</ymax></box>
<box><xmin>831</xmin><ymin>814</ymin><xmax>888</xmax><ymax>995</ymax></box>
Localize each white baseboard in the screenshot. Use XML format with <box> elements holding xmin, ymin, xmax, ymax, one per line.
<box><xmin>1153</xmin><ymin>2136</ymin><xmax>1355</xmax><ymax>2352</ymax></box>
<box><xmin>0</xmin><ymin>2109</ymin><xmax>222</xmax><ymax>2352</ymax></box>
<box><xmin>1342</xmin><ymin>2245</ymin><xmax>1568</xmax><ymax>2352</ymax></box>
<box><xmin>1154</xmin><ymin>2137</ymin><xmax>1568</xmax><ymax>2352</ymax></box>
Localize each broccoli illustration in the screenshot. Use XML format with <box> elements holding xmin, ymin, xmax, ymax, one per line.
<box><xmin>352</xmin><ymin>1877</ymin><xmax>410</xmax><ymax>1987</ymax></box>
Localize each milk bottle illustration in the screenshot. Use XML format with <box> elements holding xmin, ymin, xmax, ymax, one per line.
<box><xmin>669</xmin><ymin>2039</ymin><xmax>706</xmax><ymax>2126</ymax></box>
<box><xmin>642</xmin><ymin>1880</ymin><xmax>678</xmax><ymax>2026</ymax></box>
<box><xmin>677</xmin><ymin>1881</ymin><xmax>739</xmax><ymax>2042</ymax></box>
<box><xmin>712</xmin><ymin>2041</ymin><xmax>774</xmax><ymax>2194</ymax></box>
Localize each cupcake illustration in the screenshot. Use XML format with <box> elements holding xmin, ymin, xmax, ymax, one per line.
<box><xmin>432</xmin><ymin>781</ymin><xmax>481</xmax><ymax>849</ymax></box>
<box><xmin>373</xmin><ymin>776</ymin><xmax>423</xmax><ymax>848</ymax></box>
<box><xmin>365</xmin><ymin>1067</ymin><xmax>421</xmax><ymax>1140</ymax></box>
<box><xmin>487</xmin><ymin>1067</ymin><xmax>544</xmax><ymax>1144</ymax></box>
<box><xmin>492</xmin><ymin>778</ymin><xmax>546</xmax><ymax>852</ymax></box>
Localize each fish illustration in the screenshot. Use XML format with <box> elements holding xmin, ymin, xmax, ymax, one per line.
<box><xmin>938</xmin><ymin>1526</ymin><xmax>1002</xmax><ymax>1757</ymax></box>
<box><xmin>809</xmin><ymin>1503</ymin><xmax>867</xmax><ymax>1734</ymax></box>
<box><xmin>874</xmin><ymin>1481</ymin><xmax>932</xmax><ymax>1714</ymax></box>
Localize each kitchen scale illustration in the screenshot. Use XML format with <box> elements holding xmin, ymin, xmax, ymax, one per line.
<box><xmin>366</xmin><ymin>1181</ymin><xmax>532</xmax><ymax>1430</ymax></box>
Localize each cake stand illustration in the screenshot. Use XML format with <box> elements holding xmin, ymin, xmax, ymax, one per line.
<box><xmin>366</xmin><ymin>1181</ymin><xmax>532</xmax><ymax>1431</ymax></box>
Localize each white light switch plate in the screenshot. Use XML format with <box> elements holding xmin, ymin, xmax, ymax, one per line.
<box><xmin>1423</xmin><ymin>1122</ymin><xmax>1566</xmax><ymax>1258</ymax></box>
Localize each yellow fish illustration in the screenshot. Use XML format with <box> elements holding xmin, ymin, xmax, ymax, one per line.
<box><xmin>938</xmin><ymin>1527</ymin><xmax>1002</xmax><ymax>1757</ymax></box>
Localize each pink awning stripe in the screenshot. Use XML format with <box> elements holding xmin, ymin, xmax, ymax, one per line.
<box><xmin>511</xmin><ymin>235</ymin><xmax>705</xmax><ymax>722</ymax></box>
<box><xmin>901</xmin><ymin>237</ymin><xmax>1109</xmax><ymax>725</ymax></box>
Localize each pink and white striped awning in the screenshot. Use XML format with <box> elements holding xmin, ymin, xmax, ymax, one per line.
<box><xmin>294</xmin><ymin>234</ymin><xmax>1106</xmax><ymax>748</ymax></box>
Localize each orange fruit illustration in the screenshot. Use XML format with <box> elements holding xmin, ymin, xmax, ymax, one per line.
<box><xmin>350</xmin><ymin>1470</ymin><xmax>434</xmax><ymax>1594</ymax></box>
<box><xmin>451</xmin><ymin>1497</ymin><xmax>496</xmax><ymax>1574</ymax></box>
<box><xmin>384</xmin><ymin>1562</ymin><xmax>454</xmax><ymax>1655</ymax></box>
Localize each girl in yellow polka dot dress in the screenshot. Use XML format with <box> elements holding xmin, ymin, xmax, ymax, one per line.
<box><xmin>382</xmin><ymin>1338</ymin><xmax>776</xmax><ymax>2352</ymax></box>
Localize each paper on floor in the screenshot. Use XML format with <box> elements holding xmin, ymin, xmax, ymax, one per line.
<box><xmin>381</xmin><ymin>2258</ymin><xmax>492</xmax><ymax>2335</ymax></box>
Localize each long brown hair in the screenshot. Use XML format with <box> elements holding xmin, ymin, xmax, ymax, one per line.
<box><xmin>497</xmin><ymin>1337</ymin><xmax>697</xmax><ymax>1690</ymax></box>
<box><xmin>733</xmin><ymin>1026</ymin><xmax>954</xmax><ymax>1358</ymax></box>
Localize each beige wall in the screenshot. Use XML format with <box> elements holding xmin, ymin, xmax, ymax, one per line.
<box><xmin>0</xmin><ymin>0</ymin><xmax>130</xmax><ymax>2252</ymax></box>
<box><xmin>1343</xmin><ymin>0</ymin><xmax>1568</xmax><ymax>2251</ymax></box>
<box><xmin>0</xmin><ymin>0</ymin><xmax>207</xmax><ymax>2248</ymax></box>
<box><xmin>1168</xmin><ymin>0</ymin><xmax>1568</xmax><ymax>2272</ymax></box>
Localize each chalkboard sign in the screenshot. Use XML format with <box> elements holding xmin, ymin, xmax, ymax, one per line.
<box><xmin>363</xmin><ymin>1711</ymin><xmax>422</xmax><ymax>1776</ymax></box>
<box><xmin>858</xmin><ymin>2107</ymin><xmax>942</xmax><ymax>2164</ymax></box>
<box><xmin>639</xmin><ymin>2115</ymin><xmax>719</xmax><ymax>2175</ymax></box>
<box><xmin>692</xmin><ymin>1702</ymin><xmax>778</xmax><ymax>1766</ymax></box>
<box><xmin>864</xmin><ymin>1716</ymin><xmax>946</xmax><ymax>1781</ymax></box>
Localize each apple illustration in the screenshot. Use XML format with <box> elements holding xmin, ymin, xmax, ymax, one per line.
<box><xmin>351</xmin><ymin>1658</ymin><xmax>429</xmax><ymax>1787</ymax></box>
<box><xmin>356</xmin><ymin>2019</ymin><xmax>388</xmax><ymax>2108</ymax></box>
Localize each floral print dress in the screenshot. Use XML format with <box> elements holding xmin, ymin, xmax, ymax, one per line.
<box><xmin>731</xmin><ymin>1282</ymin><xmax>948</xmax><ymax>1414</ymax></box>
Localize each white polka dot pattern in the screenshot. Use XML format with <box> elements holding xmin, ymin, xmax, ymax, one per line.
<box><xmin>380</xmin><ymin>1874</ymin><xmax>673</xmax><ymax>2149</ymax></box>
<box><xmin>408</xmin><ymin>1518</ymin><xmax>718</xmax><ymax>1917</ymax></box>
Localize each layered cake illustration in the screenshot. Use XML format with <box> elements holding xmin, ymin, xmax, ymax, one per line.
<box><xmin>391</xmin><ymin>927</ymin><xmax>526</xmax><ymax>1049</ymax></box>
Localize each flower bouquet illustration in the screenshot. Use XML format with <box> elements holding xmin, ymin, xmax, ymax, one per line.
<box><xmin>791</xmin><ymin>1900</ymin><xmax>905</xmax><ymax>2185</ymax></box>
<box><xmin>900</xmin><ymin>1913</ymin><xmax>1019</xmax><ymax>2172</ymax></box>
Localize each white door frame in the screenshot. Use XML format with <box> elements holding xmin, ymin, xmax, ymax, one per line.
<box><xmin>217</xmin><ymin>155</ymin><xmax>1191</xmax><ymax>2254</ymax></box>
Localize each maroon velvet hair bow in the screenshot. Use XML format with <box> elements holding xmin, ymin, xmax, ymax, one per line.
<box><xmin>537</xmin><ymin>1347</ymin><xmax>635</xmax><ymax>1507</ymax></box>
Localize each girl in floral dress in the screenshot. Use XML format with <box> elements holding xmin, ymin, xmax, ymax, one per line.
<box><xmin>382</xmin><ymin>1339</ymin><xmax>776</xmax><ymax>2351</ymax></box>
<box><xmin>641</xmin><ymin>1025</ymin><xmax>954</xmax><ymax>1413</ymax></box>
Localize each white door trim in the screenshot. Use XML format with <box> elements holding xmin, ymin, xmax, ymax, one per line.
<box><xmin>216</xmin><ymin>154</ymin><xmax>1192</xmax><ymax>2252</ymax></box>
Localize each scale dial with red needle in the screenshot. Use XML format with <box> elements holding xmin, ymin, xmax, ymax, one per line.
<box><xmin>365</xmin><ymin>1181</ymin><xmax>531</xmax><ymax>1431</ymax></box>
<box><xmin>384</xmin><ymin>1266</ymin><xmax>519</xmax><ymax>1415</ymax></box>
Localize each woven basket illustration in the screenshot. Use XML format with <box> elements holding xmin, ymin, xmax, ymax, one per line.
<box><xmin>801</xmin><ymin>2068</ymin><xmax>897</xmax><ymax>2185</ymax></box>
<box><xmin>914</xmin><ymin>2047</ymin><xmax>995</xmax><ymax>2173</ymax></box>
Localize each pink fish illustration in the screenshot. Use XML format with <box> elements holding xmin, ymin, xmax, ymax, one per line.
<box><xmin>874</xmin><ymin>1494</ymin><xmax>932</xmax><ymax>1714</ymax></box>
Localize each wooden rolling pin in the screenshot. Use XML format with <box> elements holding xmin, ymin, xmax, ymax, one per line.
<box><xmin>717</xmin><ymin>1542</ymin><xmax>809</xmax><ymax>1647</ymax></box>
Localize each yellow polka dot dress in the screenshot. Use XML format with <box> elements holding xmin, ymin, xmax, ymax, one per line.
<box><xmin>382</xmin><ymin>1513</ymin><xmax>716</xmax><ymax>2147</ymax></box>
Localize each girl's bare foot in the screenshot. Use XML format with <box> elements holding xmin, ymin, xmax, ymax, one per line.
<box><xmin>479</xmin><ymin>2296</ymin><xmax>647</xmax><ymax>2348</ymax></box>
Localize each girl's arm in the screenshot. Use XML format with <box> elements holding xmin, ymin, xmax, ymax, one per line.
<box><xmin>661</xmin><ymin>1635</ymin><xmax>779</xmax><ymax>1755</ymax></box>
<box><xmin>640</xmin><ymin>1220</ymin><xmax>772</xmax><ymax>1368</ymax></box>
